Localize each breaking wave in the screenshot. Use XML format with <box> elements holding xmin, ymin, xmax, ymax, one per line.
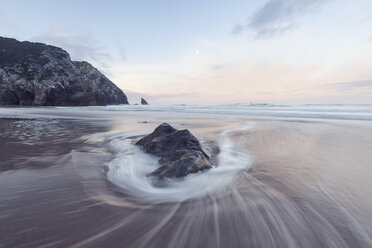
<box><xmin>69</xmin><ymin>104</ymin><xmax>372</xmax><ymax>121</ymax></box>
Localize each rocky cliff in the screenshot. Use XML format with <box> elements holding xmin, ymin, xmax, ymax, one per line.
<box><xmin>141</xmin><ymin>98</ymin><xmax>149</xmax><ymax>105</ymax></box>
<box><xmin>0</xmin><ymin>36</ymin><xmax>128</xmax><ymax>106</ymax></box>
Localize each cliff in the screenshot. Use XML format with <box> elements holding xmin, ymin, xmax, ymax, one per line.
<box><xmin>141</xmin><ymin>98</ymin><xmax>149</xmax><ymax>105</ymax></box>
<box><xmin>0</xmin><ymin>36</ymin><xmax>128</xmax><ymax>106</ymax></box>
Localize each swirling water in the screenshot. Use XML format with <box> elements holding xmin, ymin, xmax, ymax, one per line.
<box><xmin>106</xmin><ymin>125</ymin><xmax>253</xmax><ymax>204</ymax></box>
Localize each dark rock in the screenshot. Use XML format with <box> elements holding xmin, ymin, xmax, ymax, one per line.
<box><xmin>141</xmin><ymin>98</ymin><xmax>149</xmax><ymax>105</ymax></box>
<box><xmin>136</xmin><ymin>123</ymin><xmax>213</xmax><ymax>178</ymax></box>
<box><xmin>0</xmin><ymin>36</ymin><xmax>128</xmax><ymax>106</ymax></box>
<box><xmin>0</xmin><ymin>89</ymin><xmax>19</xmax><ymax>105</ymax></box>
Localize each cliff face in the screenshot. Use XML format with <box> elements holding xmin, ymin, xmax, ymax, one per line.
<box><xmin>0</xmin><ymin>37</ymin><xmax>128</xmax><ymax>106</ymax></box>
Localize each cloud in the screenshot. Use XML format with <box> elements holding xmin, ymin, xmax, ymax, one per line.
<box><xmin>32</xmin><ymin>24</ymin><xmax>112</xmax><ymax>73</ymax></box>
<box><xmin>232</xmin><ymin>0</ymin><xmax>328</xmax><ymax>38</ymax></box>
<box><xmin>209</xmin><ymin>64</ymin><xmax>227</xmax><ymax>71</ymax></box>
<box><xmin>150</xmin><ymin>92</ymin><xmax>200</xmax><ymax>99</ymax></box>
<box><xmin>231</xmin><ymin>24</ymin><xmax>245</xmax><ymax>35</ymax></box>
<box><xmin>323</xmin><ymin>79</ymin><xmax>372</xmax><ymax>91</ymax></box>
<box><xmin>255</xmin><ymin>90</ymin><xmax>275</xmax><ymax>95</ymax></box>
<box><xmin>118</xmin><ymin>47</ymin><xmax>126</xmax><ymax>61</ymax></box>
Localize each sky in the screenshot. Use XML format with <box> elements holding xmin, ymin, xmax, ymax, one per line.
<box><xmin>1</xmin><ymin>0</ymin><xmax>372</xmax><ymax>104</ymax></box>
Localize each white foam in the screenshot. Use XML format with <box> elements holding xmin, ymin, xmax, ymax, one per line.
<box><xmin>79</xmin><ymin>104</ymin><xmax>372</xmax><ymax>121</ymax></box>
<box><xmin>106</xmin><ymin>125</ymin><xmax>253</xmax><ymax>204</ymax></box>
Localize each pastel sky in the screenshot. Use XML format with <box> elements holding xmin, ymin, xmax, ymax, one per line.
<box><xmin>1</xmin><ymin>0</ymin><xmax>372</xmax><ymax>104</ymax></box>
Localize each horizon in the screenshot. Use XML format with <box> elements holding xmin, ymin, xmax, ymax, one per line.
<box><xmin>1</xmin><ymin>0</ymin><xmax>372</xmax><ymax>104</ymax></box>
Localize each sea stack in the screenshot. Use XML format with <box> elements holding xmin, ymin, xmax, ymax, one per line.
<box><xmin>141</xmin><ymin>98</ymin><xmax>149</xmax><ymax>105</ymax></box>
<box><xmin>136</xmin><ymin>123</ymin><xmax>213</xmax><ymax>178</ymax></box>
<box><xmin>0</xmin><ymin>36</ymin><xmax>128</xmax><ymax>106</ymax></box>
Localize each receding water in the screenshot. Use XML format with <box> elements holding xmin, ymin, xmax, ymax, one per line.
<box><xmin>105</xmin><ymin>125</ymin><xmax>253</xmax><ymax>204</ymax></box>
<box><xmin>1</xmin><ymin>105</ymin><xmax>372</xmax><ymax>248</ymax></box>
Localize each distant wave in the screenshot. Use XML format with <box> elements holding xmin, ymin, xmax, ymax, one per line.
<box><xmin>69</xmin><ymin>104</ymin><xmax>372</xmax><ymax>121</ymax></box>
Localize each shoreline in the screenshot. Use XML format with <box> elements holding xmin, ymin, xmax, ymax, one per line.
<box><xmin>1</xmin><ymin>108</ymin><xmax>372</xmax><ymax>247</ymax></box>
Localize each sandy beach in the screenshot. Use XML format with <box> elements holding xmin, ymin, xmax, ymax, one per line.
<box><xmin>1</xmin><ymin>106</ymin><xmax>372</xmax><ymax>248</ymax></box>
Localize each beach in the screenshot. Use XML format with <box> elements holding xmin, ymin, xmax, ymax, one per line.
<box><xmin>1</xmin><ymin>105</ymin><xmax>372</xmax><ymax>248</ymax></box>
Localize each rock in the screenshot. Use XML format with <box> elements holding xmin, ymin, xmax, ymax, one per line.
<box><xmin>141</xmin><ymin>98</ymin><xmax>149</xmax><ymax>105</ymax></box>
<box><xmin>0</xmin><ymin>36</ymin><xmax>129</xmax><ymax>106</ymax></box>
<box><xmin>136</xmin><ymin>123</ymin><xmax>213</xmax><ymax>178</ymax></box>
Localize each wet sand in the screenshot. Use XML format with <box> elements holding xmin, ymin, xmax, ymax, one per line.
<box><xmin>1</xmin><ymin>108</ymin><xmax>372</xmax><ymax>248</ymax></box>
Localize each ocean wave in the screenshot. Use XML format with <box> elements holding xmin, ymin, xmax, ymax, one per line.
<box><xmin>54</xmin><ymin>104</ymin><xmax>372</xmax><ymax>121</ymax></box>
